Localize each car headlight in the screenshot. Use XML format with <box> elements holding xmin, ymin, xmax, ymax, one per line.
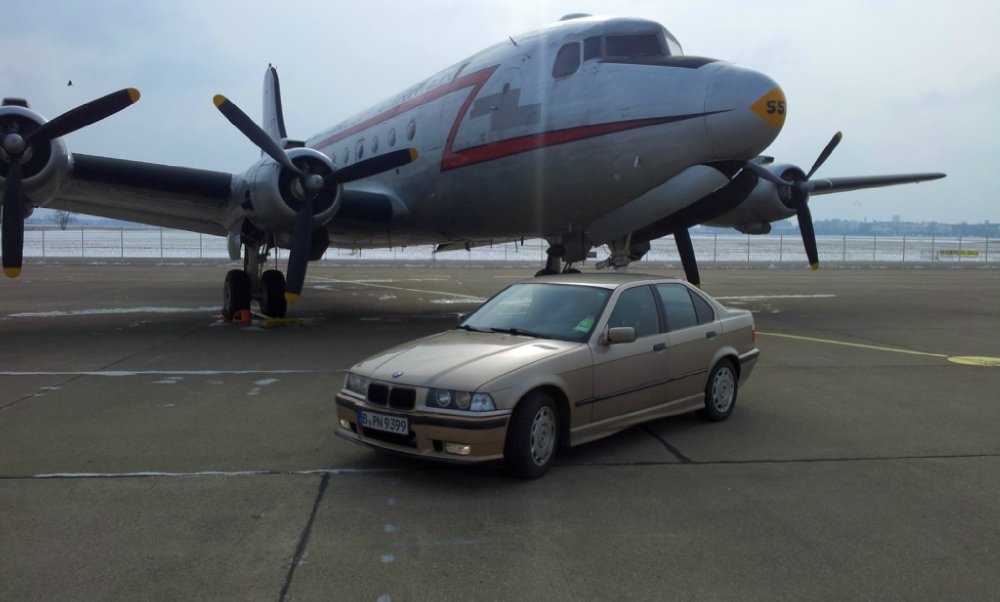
<box><xmin>427</xmin><ymin>389</ymin><xmax>496</xmax><ymax>412</ymax></box>
<box><xmin>344</xmin><ymin>372</ymin><xmax>370</xmax><ymax>397</ymax></box>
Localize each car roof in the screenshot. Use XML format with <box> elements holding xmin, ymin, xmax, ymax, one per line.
<box><xmin>525</xmin><ymin>272</ymin><xmax>686</xmax><ymax>290</ymax></box>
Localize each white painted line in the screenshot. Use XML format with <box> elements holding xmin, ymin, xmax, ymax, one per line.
<box><xmin>26</xmin><ymin>467</ymin><xmax>401</xmax><ymax>479</ymax></box>
<box><xmin>7</xmin><ymin>306</ymin><xmax>219</xmax><ymax>318</ymax></box>
<box><xmin>715</xmin><ymin>294</ymin><xmax>836</xmax><ymax>301</ymax></box>
<box><xmin>0</xmin><ymin>370</ymin><xmax>321</xmax><ymax>377</ymax></box>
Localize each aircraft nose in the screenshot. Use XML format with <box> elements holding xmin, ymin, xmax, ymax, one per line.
<box><xmin>703</xmin><ymin>64</ymin><xmax>785</xmax><ymax>160</ymax></box>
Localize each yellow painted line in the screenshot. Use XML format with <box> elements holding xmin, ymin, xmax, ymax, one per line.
<box><xmin>308</xmin><ymin>277</ymin><xmax>482</xmax><ymax>299</ymax></box>
<box><xmin>757</xmin><ymin>332</ymin><xmax>948</xmax><ymax>358</ymax></box>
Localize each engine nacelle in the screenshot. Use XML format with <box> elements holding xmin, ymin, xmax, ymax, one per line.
<box><xmin>703</xmin><ymin>162</ymin><xmax>804</xmax><ymax>230</ymax></box>
<box><xmin>237</xmin><ymin>147</ymin><xmax>340</xmax><ymax>244</ymax></box>
<box><xmin>0</xmin><ymin>105</ymin><xmax>71</xmax><ymax>210</ymax></box>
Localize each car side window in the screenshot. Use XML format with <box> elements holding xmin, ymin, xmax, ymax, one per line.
<box><xmin>607</xmin><ymin>286</ymin><xmax>661</xmax><ymax>338</ymax></box>
<box><xmin>655</xmin><ymin>284</ymin><xmax>699</xmax><ymax>331</ymax></box>
<box><xmin>552</xmin><ymin>42</ymin><xmax>581</xmax><ymax>78</ymax></box>
<box><xmin>690</xmin><ymin>290</ymin><xmax>715</xmax><ymax>324</ymax></box>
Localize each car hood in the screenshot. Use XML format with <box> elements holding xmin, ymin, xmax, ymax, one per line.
<box><xmin>354</xmin><ymin>330</ymin><xmax>581</xmax><ymax>391</ymax></box>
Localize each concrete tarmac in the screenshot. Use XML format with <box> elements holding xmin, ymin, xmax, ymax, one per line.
<box><xmin>1</xmin><ymin>262</ymin><xmax>998</xmax><ymax>601</ymax></box>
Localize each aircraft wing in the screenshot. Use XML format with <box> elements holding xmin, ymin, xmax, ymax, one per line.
<box><xmin>43</xmin><ymin>153</ymin><xmax>235</xmax><ymax>236</ymax></box>
<box><xmin>807</xmin><ymin>173</ymin><xmax>946</xmax><ymax>195</ymax></box>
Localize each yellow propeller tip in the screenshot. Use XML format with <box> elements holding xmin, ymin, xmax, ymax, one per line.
<box><xmin>810</xmin><ymin>263</ymin><xmax>820</xmax><ymax>271</ymax></box>
<box><xmin>284</xmin><ymin>292</ymin><xmax>301</xmax><ymax>304</ymax></box>
<box><xmin>3</xmin><ymin>267</ymin><xmax>22</xmax><ymax>278</ymax></box>
<box><xmin>408</xmin><ymin>148</ymin><xmax>419</xmax><ymax>162</ymax></box>
<box><xmin>213</xmin><ymin>94</ymin><xmax>228</xmax><ymax>107</ymax></box>
<box><xmin>127</xmin><ymin>88</ymin><xmax>141</xmax><ymax>103</ymax></box>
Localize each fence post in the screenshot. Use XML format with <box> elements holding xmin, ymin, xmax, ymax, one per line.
<box><xmin>42</xmin><ymin>229</ymin><xmax>46</xmax><ymax>258</ymax></box>
<box><xmin>199</xmin><ymin>233</ymin><xmax>203</xmax><ymax>259</ymax></box>
<box><xmin>713</xmin><ymin>234</ymin><xmax>718</xmax><ymax>262</ymax></box>
<box><xmin>120</xmin><ymin>228</ymin><xmax>124</xmax><ymax>262</ymax></box>
<box><xmin>159</xmin><ymin>228</ymin><xmax>163</xmax><ymax>260</ymax></box>
<box><xmin>873</xmin><ymin>236</ymin><xmax>877</xmax><ymax>262</ymax></box>
<box><xmin>842</xmin><ymin>235</ymin><xmax>846</xmax><ymax>262</ymax></box>
<box><xmin>902</xmin><ymin>235</ymin><xmax>906</xmax><ymax>262</ymax></box>
<box><xmin>779</xmin><ymin>234</ymin><xmax>783</xmax><ymax>263</ymax></box>
<box><xmin>81</xmin><ymin>228</ymin><xmax>85</xmax><ymax>262</ymax></box>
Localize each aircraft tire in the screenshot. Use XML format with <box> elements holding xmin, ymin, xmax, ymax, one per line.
<box><xmin>223</xmin><ymin>269</ymin><xmax>251</xmax><ymax>321</ymax></box>
<box><xmin>260</xmin><ymin>269</ymin><xmax>288</xmax><ymax>318</ymax></box>
<box><xmin>697</xmin><ymin>359</ymin><xmax>738</xmax><ymax>422</ymax></box>
<box><xmin>504</xmin><ymin>391</ymin><xmax>558</xmax><ymax>479</ymax></box>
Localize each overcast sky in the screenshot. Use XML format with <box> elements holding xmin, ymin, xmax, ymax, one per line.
<box><xmin>2</xmin><ymin>0</ymin><xmax>997</xmax><ymax>224</ymax></box>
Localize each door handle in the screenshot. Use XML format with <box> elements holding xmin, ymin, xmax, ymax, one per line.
<box><xmin>706</xmin><ymin>331</ymin><xmax>717</xmax><ymax>339</ymax></box>
<box><xmin>653</xmin><ymin>343</ymin><xmax>666</xmax><ymax>352</ymax></box>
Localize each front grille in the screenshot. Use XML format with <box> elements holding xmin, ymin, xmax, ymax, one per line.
<box><xmin>366</xmin><ymin>383</ymin><xmax>415</xmax><ymax>410</ymax></box>
<box><xmin>389</xmin><ymin>387</ymin><xmax>416</xmax><ymax>410</ymax></box>
<box><xmin>367</xmin><ymin>384</ymin><xmax>389</xmax><ymax>405</ymax></box>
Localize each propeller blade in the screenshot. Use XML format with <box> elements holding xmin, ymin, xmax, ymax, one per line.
<box><xmin>283</xmin><ymin>198</ymin><xmax>314</xmax><ymax>303</ymax></box>
<box><xmin>674</xmin><ymin>229</ymin><xmax>701</xmax><ymax>287</ymax></box>
<box><xmin>213</xmin><ymin>94</ymin><xmax>308</xmax><ymax>180</ymax></box>
<box><xmin>331</xmin><ymin>148</ymin><xmax>418</xmax><ymax>184</ymax></box>
<box><xmin>24</xmin><ymin>88</ymin><xmax>139</xmax><ymax>146</ymax></box>
<box><xmin>804</xmin><ymin>131</ymin><xmax>842</xmax><ymax>180</ymax></box>
<box><xmin>796</xmin><ymin>204</ymin><xmax>819</xmax><ymax>269</ymax></box>
<box><xmin>743</xmin><ymin>161</ymin><xmax>793</xmax><ymax>187</ymax></box>
<box><xmin>2</xmin><ymin>161</ymin><xmax>24</xmax><ymax>277</ymax></box>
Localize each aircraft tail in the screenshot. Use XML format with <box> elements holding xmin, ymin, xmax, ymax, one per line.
<box><xmin>262</xmin><ymin>64</ymin><xmax>287</xmax><ymax>144</ymax></box>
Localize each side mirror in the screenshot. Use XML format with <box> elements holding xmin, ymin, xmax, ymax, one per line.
<box><xmin>606</xmin><ymin>326</ymin><xmax>636</xmax><ymax>344</ymax></box>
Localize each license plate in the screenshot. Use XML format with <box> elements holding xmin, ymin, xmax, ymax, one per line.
<box><xmin>359</xmin><ymin>410</ymin><xmax>409</xmax><ymax>435</ymax></box>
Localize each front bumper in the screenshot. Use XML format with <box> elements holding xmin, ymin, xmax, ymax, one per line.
<box><xmin>335</xmin><ymin>395</ymin><xmax>511</xmax><ymax>463</ymax></box>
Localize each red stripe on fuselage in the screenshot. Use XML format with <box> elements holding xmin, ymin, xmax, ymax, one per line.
<box><xmin>312</xmin><ymin>65</ymin><xmax>710</xmax><ymax>173</ymax></box>
<box><xmin>311</xmin><ymin>66</ymin><xmax>499</xmax><ymax>151</ymax></box>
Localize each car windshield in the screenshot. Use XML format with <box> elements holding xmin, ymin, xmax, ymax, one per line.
<box><xmin>459</xmin><ymin>283</ymin><xmax>612</xmax><ymax>342</ymax></box>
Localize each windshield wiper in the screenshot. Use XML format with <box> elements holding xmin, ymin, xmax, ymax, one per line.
<box><xmin>456</xmin><ymin>324</ymin><xmax>488</xmax><ymax>333</ymax></box>
<box><xmin>489</xmin><ymin>327</ymin><xmax>549</xmax><ymax>339</ymax></box>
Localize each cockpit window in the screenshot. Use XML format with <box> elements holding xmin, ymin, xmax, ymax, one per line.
<box><xmin>605</xmin><ymin>34</ymin><xmax>664</xmax><ymax>58</ymax></box>
<box><xmin>583</xmin><ymin>36</ymin><xmax>602</xmax><ymax>61</ymax></box>
<box><xmin>552</xmin><ymin>42</ymin><xmax>581</xmax><ymax>78</ymax></box>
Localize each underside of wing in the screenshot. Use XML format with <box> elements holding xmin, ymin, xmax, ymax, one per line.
<box><xmin>44</xmin><ymin>154</ymin><xmax>235</xmax><ymax>236</ymax></box>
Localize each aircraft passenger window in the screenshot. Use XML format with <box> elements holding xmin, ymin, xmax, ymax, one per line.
<box><xmin>356</xmin><ymin>139</ymin><xmax>365</xmax><ymax>160</ymax></box>
<box><xmin>371</xmin><ymin>136</ymin><xmax>379</xmax><ymax>154</ymax></box>
<box><xmin>552</xmin><ymin>42</ymin><xmax>581</xmax><ymax>78</ymax></box>
<box><xmin>655</xmin><ymin>284</ymin><xmax>698</xmax><ymax>331</ymax></box>
<box><xmin>406</xmin><ymin>120</ymin><xmax>416</xmax><ymax>141</ymax></box>
<box><xmin>605</xmin><ymin>34</ymin><xmax>664</xmax><ymax>58</ymax></box>
<box><xmin>388</xmin><ymin>127</ymin><xmax>397</xmax><ymax>147</ymax></box>
<box><xmin>342</xmin><ymin>148</ymin><xmax>350</xmax><ymax>164</ymax></box>
<box><xmin>607</xmin><ymin>286</ymin><xmax>661</xmax><ymax>338</ymax></box>
<box><xmin>583</xmin><ymin>36</ymin><xmax>602</xmax><ymax>60</ymax></box>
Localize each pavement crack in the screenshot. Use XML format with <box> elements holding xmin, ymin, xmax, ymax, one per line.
<box><xmin>642</xmin><ymin>425</ymin><xmax>693</xmax><ymax>464</ymax></box>
<box><xmin>278</xmin><ymin>473</ymin><xmax>330</xmax><ymax>602</ymax></box>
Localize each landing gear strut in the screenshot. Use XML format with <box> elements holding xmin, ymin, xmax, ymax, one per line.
<box><xmin>222</xmin><ymin>241</ymin><xmax>288</xmax><ymax>320</ymax></box>
<box><xmin>534</xmin><ymin>243</ymin><xmax>581</xmax><ymax>277</ymax></box>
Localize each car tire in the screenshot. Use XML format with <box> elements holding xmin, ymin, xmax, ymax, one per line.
<box><xmin>698</xmin><ymin>359</ymin><xmax>738</xmax><ymax>422</ymax></box>
<box><xmin>504</xmin><ymin>391</ymin><xmax>558</xmax><ymax>479</ymax></box>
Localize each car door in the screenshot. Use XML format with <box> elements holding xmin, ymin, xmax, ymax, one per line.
<box><xmin>590</xmin><ymin>285</ymin><xmax>671</xmax><ymax>422</ymax></box>
<box><xmin>655</xmin><ymin>283</ymin><xmax>719</xmax><ymax>401</ymax></box>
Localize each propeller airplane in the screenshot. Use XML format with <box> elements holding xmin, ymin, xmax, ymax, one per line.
<box><xmin>0</xmin><ymin>14</ymin><xmax>944</xmax><ymax>319</ymax></box>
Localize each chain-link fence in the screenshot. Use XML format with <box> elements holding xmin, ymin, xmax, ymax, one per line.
<box><xmin>22</xmin><ymin>227</ymin><xmax>998</xmax><ymax>265</ymax></box>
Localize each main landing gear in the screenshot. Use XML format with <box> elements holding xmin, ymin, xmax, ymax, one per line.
<box><xmin>222</xmin><ymin>242</ymin><xmax>288</xmax><ymax>320</ymax></box>
<box><xmin>534</xmin><ymin>243</ymin><xmax>582</xmax><ymax>277</ymax></box>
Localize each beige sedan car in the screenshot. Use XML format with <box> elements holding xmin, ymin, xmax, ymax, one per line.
<box><xmin>336</xmin><ymin>273</ymin><xmax>758</xmax><ymax>478</ymax></box>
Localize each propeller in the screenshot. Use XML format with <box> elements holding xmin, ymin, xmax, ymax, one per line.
<box><xmin>1</xmin><ymin>88</ymin><xmax>140</xmax><ymax>277</ymax></box>
<box><xmin>745</xmin><ymin>131</ymin><xmax>843</xmax><ymax>270</ymax></box>
<box><xmin>673</xmin><ymin>228</ymin><xmax>700</xmax><ymax>288</ymax></box>
<box><xmin>213</xmin><ymin>94</ymin><xmax>417</xmax><ymax>302</ymax></box>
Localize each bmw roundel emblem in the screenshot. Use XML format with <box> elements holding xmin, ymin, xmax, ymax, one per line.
<box><xmin>392</xmin><ymin>371</ymin><xmax>404</xmax><ymax>379</ymax></box>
